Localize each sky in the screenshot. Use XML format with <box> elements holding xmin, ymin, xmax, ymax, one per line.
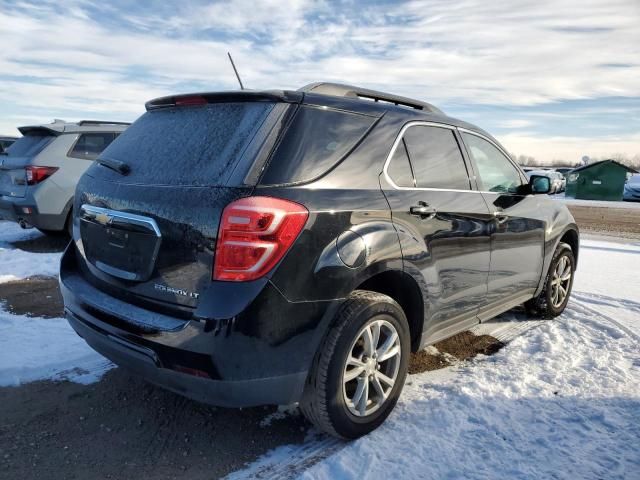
<box><xmin>1</xmin><ymin>0</ymin><xmax>639</xmax><ymax>164</ymax></box>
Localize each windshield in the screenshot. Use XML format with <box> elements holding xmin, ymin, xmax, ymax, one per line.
<box><xmin>90</xmin><ymin>102</ymin><xmax>275</xmax><ymax>186</ymax></box>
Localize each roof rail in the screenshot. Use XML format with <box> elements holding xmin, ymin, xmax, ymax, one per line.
<box><xmin>78</xmin><ymin>120</ymin><xmax>131</xmax><ymax>126</ymax></box>
<box><xmin>298</xmin><ymin>82</ymin><xmax>444</xmax><ymax>114</ymax></box>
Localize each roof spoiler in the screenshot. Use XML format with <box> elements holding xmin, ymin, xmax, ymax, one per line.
<box><xmin>145</xmin><ymin>90</ymin><xmax>303</xmax><ymax>111</ymax></box>
<box><xmin>78</xmin><ymin>120</ymin><xmax>131</xmax><ymax>126</ymax></box>
<box><xmin>298</xmin><ymin>82</ymin><xmax>444</xmax><ymax>114</ymax></box>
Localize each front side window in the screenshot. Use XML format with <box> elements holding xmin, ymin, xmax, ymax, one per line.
<box><xmin>402</xmin><ymin>125</ymin><xmax>470</xmax><ymax>190</ymax></box>
<box><xmin>462</xmin><ymin>133</ymin><xmax>523</xmax><ymax>194</ymax></box>
<box><xmin>69</xmin><ymin>133</ymin><xmax>117</xmax><ymax>160</ymax></box>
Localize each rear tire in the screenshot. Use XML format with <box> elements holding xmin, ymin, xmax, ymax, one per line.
<box><xmin>300</xmin><ymin>290</ymin><xmax>410</xmax><ymax>439</ymax></box>
<box><xmin>525</xmin><ymin>242</ymin><xmax>575</xmax><ymax>319</ymax></box>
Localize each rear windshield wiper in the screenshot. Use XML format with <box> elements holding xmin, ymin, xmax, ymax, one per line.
<box><xmin>96</xmin><ymin>158</ymin><xmax>130</xmax><ymax>175</ymax></box>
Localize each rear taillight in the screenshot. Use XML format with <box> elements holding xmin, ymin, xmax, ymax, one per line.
<box><xmin>213</xmin><ymin>196</ymin><xmax>309</xmax><ymax>282</ymax></box>
<box><xmin>25</xmin><ymin>166</ymin><xmax>58</xmax><ymax>185</ymax></box>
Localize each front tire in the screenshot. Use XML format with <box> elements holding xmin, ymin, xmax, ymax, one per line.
<box><xmin>525</xmin><ymin>242</ymin><xmax>575</xmax><ymax>319</ymax></box>
<box><xmin>300</xmin><ymin>290</ymin><xmax>410</xmax><ymax>439</ymax></box>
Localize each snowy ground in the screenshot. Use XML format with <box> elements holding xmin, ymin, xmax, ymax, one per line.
<box><xmin>0</xmin><ymin>221</ymin><xmax>112</xmax><ymax>386</ymax></box>
<box><xmin>229</xmin><ymin>236</ymin><xmax>640</xmax><ymax>480</ymax></box>
<box><xmin>1</xmin><ymin>220</ymin><xmax>639</xmax><ymax>479</ymax></box>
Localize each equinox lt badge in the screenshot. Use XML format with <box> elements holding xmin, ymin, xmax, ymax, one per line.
<box><xmin>154</xmin><ymin>283</ymin><xmax>200</xmax><ymax>299</ymax></box>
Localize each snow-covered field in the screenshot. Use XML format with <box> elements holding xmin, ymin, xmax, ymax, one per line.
<box><xmin>0</xmin><ymin>221</ymin><xmax>112</xmax><ymax>386</ymax></box>
<box><xmin>1</xmin><ymin>220</ymin><xmax>639</xmax><ymax>479</ymax></box>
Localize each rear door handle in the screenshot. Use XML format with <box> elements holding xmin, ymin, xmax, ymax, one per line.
<box><xmin>410</xmin><ymin>203</ymin><xmax>437</xmax><ymax>219</ymax></box>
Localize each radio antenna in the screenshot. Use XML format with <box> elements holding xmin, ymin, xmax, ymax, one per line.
<box><xmin>227</xmin><ymin>52</ymin><xmax>245</xmax><ymax>90</ymax></box>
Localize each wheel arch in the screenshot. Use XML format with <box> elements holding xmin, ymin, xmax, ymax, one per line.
<box><xmin>355</xmin><ymin>269</ymin><xmax>424</xmax><ymax>352</ymax></box>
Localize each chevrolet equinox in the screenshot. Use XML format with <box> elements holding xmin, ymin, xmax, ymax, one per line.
<box><xmin>60</xmin><ymin>83</ymin><xmax>579</xmax><ymax>439</ymax></box>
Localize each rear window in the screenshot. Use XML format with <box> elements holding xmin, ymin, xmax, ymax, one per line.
<box><xmin>260</xmin><ymin>106</ymin><xmax>376</xmax><ymax>185</ymax></box>
<box><xmin>5</xmin><ymin>133</ymin><xmax>54</xmax><ymax>157</ymax></box>
<box><xmin>91</xmin><ymin>102</ymin><xmax>274</xmax><ymax>186</ymax></box>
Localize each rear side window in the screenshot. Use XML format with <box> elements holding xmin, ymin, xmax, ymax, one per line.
<box><xmin>260</xmin><ymin>106</ymin><xmax>376</xmax><ymax>185</ymax></box>
<box><xmin>403</xmin><ymin>126</ymin><xmax>470</xmax><ymax>190</ymax></box>
<box><xmin>5</xmin><ymin>133</ymin><xmax>54</xmax><ymax>157</ymax></box>
<box><xmin>92</xmin><ymin>102</ymin><xmax>274</xmax><ymax>186</ymax></box>
<box><xmin>387</xmin><ymin>139</ymin><xmax>415</xmax><ymax>187</ymax></box>
<box><xmin>69</xmin><ymin>133</ymin><xmax>117</xmax><ymax>160</ymax></box>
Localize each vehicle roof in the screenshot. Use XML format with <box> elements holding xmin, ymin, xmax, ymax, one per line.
<box><xmin>145</xmin><ymin>83</ymin><xmax>504</xmax><ymax>150</ymax></box>
<box><xmin>0</xmin><ymin>136</ymin><xmax>18</xmax><ymax>141</ymax></box>
<box><xmin>17</xmin><ymin>119</ymin><xmax>130</xmax><ymax>135</ymax></box>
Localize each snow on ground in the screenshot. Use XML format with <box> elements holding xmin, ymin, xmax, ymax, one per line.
<box><xmin>0</xmin><ymin>221</ymin><xmax>62</xmax><ymax>282</ymax></box>
<box><xmin>0</xmin><ymin>221</ymin><xmax>112</xmax><ymax>386</ymax></box>
<box><xmin>0</xmin><ymin>307</ymin><xmax>112</xmax><ymax>386</ymax></box>
<box><xmin>230</xmin><ymin>236</ymin><xmax>640</xmax><ymax>480</ymax></box>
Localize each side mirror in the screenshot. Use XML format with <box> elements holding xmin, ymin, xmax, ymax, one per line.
<box><xmin>529</xmin><ymin>175</ymin><xmax>551</xmax><ymax>194</ymax></box>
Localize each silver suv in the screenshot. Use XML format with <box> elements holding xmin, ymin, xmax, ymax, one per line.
<box><xmin>0</xmin><ymin>119</ymin><xmax>129</xmax><ymax>235</ymax></box>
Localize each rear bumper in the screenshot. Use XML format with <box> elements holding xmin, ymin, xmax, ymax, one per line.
<box><xmin>66</xmin><ymin>308</ymin><xmax>307</xmax><ymax>407</ymax></box>
<box><xmin>0</xmin><ymin>194</ymin><xmax>65</xmax><ymax>230</ymax></box>
<box><xmin>60</xmin><ymin>244</ymin><xmax>339</xmax><ymax>407</ymax></box>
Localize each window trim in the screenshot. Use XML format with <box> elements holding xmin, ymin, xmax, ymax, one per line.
<box><xmin>382</xmin><ymin>121</ymin><xmax>480</xmax><ymax>193</ymax></box>
<box><xmin>457</xmin><ymin>127</ymin><xmax>529</xmax><ymax>193</ymax></box>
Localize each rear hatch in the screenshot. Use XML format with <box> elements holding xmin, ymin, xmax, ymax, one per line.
<box><xmin>75</xmin><ymin>94</ymin><xmax>295</xmax><ymax>310</ymax></box>
<box><xmin>0</xmin><ymin>131</ymin><xmax>55</xmax><ymax>197</ymax></box>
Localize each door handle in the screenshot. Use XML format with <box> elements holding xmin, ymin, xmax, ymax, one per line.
<box><xmin>493</xmin><ymin>211</ymin><xmax>509</xmax><ymax>224</ymax></box>
<box><xmin>410</xmin><ymin>202</ymin><xmax>437</xmax><ymax>219</ymax></box>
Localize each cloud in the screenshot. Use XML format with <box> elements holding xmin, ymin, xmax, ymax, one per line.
<box><xmin>0</xmin><ymin>0</ymin><xmax>638</xmax><ymax>161</ymax></box>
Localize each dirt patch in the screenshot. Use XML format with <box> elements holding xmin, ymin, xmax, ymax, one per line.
<box><xmin>0</xmin><ymin>276</ymin><xmax>63</xmax><ymax>318</ymax></box>
<box><xmin>9</xmin><ymin>234</ymin><xmax>69</xmax><ymax>253</ymax></box>
<box><xmin>0</xmin><ymin>369</ymin><xmax>307</xmax><ymax>480</ymax></box>
<box><xmin>566</xmin><ymin>204</ymin><xmax>640</xmax><ymax>239</ymax></box>
<box><xmin>409</xmin><ymin>331</ymin><xmax>505</xmax><ymax>374</ymax></box>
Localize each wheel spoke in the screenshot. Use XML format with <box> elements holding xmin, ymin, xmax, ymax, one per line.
<box><xmin>376</xmin><ymin>370</ymin><xmax>395</xmax><ymax>387</ymax></box>
<box><xmin>378</xmin><ymin>344</ymin><xmax>400</xmax><ymax>363</ymax></box>
<box><xmin>362</xmin><ymin>327</ymin><xmax>375</xmax><ymax>356</ymax></box>
<box><xmin>357</xmin><ymin>378</ymin><xmax>369</xmax><ymax>416</ymax></box>
<box><xmin>371</xmin><ymin>322</ymin><xmax>381</xmax><ymax>352</ymax></box>
<box><xmin>371</xmin><ymin>374</ymin><xmax>387</xmax><ymax>401</ymax></box>
<box><xmin>344</xmin><ymin>366</ymin><xmax>365</xmax><ymax>382</ymax></box>
<box><xmin>376</xmin><ymin>330</ymin><xmax>398</xmax><ymax>358</ymax></box>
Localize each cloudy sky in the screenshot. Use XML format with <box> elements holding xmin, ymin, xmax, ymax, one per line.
<box><xmin>1</xmin><ymin>0</ymin><xmax>638</xmax><ymax>163</ymax></box>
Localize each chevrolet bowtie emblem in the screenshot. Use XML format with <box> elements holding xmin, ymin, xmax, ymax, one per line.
<box><xmin>94</xmin><ymin>212</ymin><xmax>113</xmax><ymax>225</ymax></box>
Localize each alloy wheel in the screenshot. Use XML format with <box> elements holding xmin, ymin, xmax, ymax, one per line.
<box><xmin>342</xmin><ymin>318</ymin><xmax>402</xmax><ymax>417</ymax></box>
<box><xmin>550</xmin><ymin>255</ymin><xmax>572</xmax><ymax>308</ymax></box>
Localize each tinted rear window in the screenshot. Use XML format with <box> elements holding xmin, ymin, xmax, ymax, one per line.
<box><xmin>91</xmin><ymin>102</ymin><xmax>274</xmax><ymax>186</ymax></box>
<box><xmin>5</xmin><ymin>133</ymin><xmax>54</xmax><ymax>157</ymax></box>
<box><xmin>403</xmin><ymin>126</ymin><xmax>470</xmax><ymax>190</ymax></box>
<box><xmin>260</xmin><ymin>106</ymin><xmax>376</xmax><ymax>185</ymax></box>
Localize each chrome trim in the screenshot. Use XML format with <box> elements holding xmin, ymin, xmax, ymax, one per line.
<box><xmin>382</xmin><ymin>121</ymin><xmax>482</xmax><ymax>193</ymax></box>
<box><xmin>80</xmin><ymin>204</ymin><xmax>161</xmax><ymax>237</ymax></box>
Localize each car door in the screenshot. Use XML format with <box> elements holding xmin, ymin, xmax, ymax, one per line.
<box><xmin>459</xmin><ymin>130</ymin><xmax>545</xmax><ymax>318</ymax></box>
<box><xmin>381</xmin><ymin>122</ymin><xmax>493</xmax><ymax>344</ymax></box>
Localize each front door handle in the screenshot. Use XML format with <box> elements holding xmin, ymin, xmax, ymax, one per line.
<box><xmin>410</xmin><ymin>202</ymin><xmax>437</xmax><ymax>219</ymax></box>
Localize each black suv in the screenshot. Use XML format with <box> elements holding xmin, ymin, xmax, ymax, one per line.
<box><xmin>60</xmin><ymin>83</ymin><xmax>579</xmax><ymax>439</ymax></box>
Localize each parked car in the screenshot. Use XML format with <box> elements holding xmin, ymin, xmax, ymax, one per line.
<box><xmin>0</xmin><ymin>119</ymin><xmax>128</xmax><ymax>235</ymax></box>
<box><xmin>60</xmin><ymin>83</ymin><xmax>579</xmax><ymax>439</ymax></box>
<box><xmin>623</xmin><ymin>174</ymin><xmax>640</xmax><ymax>201</ymax></box>
<box><xmin>526</xmin><ymin>170</ymin><xmax>564</xmax><ymax>193</ymax></box>
<box><xmin>0</xmin><ymin>136</ymin><xmax>18</xmax><ymax>153</ymax></box>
